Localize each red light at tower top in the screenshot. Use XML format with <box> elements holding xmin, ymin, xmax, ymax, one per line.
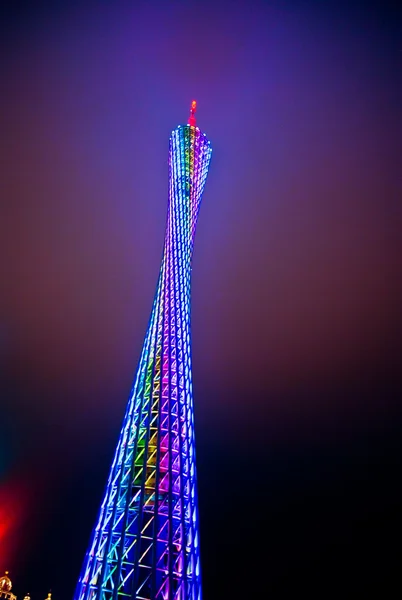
<box><xmin>188</xmin><ymin>100</ymin><xmax>197</xmax><ymax>127</ymax></box>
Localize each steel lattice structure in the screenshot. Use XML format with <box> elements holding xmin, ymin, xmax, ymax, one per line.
<box><xmin>74</xmin><ymin>102</ymin><xmax>212</xmax><ymax>600</ymax></box>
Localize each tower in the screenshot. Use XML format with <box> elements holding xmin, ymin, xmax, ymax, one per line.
<box><xmin>74</xmin><ymin>102</ymin><xmax>212</xmax><ymax>600</ymax></box>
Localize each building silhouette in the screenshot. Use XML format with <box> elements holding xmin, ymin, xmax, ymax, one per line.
<box><xmin>0</xmin><ymin>572</ymin><xmax>44</xmax><ymax>600</ymax></box>
<box><xmin>0</xmin><ymin>572</ymin><xmax>16</xmax><ymax>600</ymax></box>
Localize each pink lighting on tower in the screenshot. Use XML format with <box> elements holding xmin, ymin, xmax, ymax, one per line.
<box><xmin>188</xmin><ymin>100</ymin><xmax>197</xmax><ymax>126</ymax></box>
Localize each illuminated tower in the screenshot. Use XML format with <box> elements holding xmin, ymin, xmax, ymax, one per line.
<box><xmin>74</xmin><ymin>102</ymin><xmax>212</xmax><ymax>600</ymax></box>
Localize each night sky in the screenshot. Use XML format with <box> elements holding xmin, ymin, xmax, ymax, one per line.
<box><xmin>1</xmin><ymin>0</ymin><xmax>401</xmax><ymax>598</ymax></box>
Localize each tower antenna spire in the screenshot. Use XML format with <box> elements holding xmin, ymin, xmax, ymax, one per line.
<box><xmin>188</xmin><ymin>99</ymin><xmax>197</xmax><ymax>126</ymax></box>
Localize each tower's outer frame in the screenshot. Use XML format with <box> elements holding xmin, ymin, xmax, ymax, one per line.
<box><xmin>74</xmin><ymin>123</ymin><xmax>212</xmax><ymax>600</ymax></box>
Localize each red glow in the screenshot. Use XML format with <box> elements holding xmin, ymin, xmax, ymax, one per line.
<box><xmin>0</xmin><ymin>478</ymin><xmax>30</xmax><ymax>567</ymax></box>
<box><xmin>188</xmin><ymin>99</ymin><xmax>197</xmax><ymax>126</ymax></box>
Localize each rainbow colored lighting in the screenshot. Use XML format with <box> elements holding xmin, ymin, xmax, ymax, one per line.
<box><xmin>74</xmin><ymin>106</ymin><xmax>212</xmax><ymax>600</ymax></box>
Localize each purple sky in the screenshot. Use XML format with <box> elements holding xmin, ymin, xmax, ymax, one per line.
<box><xmin>1</xmin><ymin>1</ymin><xmax>401</xmax><ymax>597</ymax></box>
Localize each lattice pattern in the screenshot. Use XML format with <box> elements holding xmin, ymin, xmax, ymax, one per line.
<box><xmin>74</xmin><ymin>124</ymin><xmax>212</xmax><ymax>600</ymax></box>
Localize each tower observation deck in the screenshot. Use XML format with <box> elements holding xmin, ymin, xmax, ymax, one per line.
<box><xmin>74</xmin><ymin>102</ymin><xmax>212</xmax><ymax>600</ymax></box>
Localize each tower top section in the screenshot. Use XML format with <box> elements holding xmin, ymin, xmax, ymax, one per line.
<box><xmin>188</xmin><ymin>100</ymin><xmax>197</xmax><ymax>127</ymax></box>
